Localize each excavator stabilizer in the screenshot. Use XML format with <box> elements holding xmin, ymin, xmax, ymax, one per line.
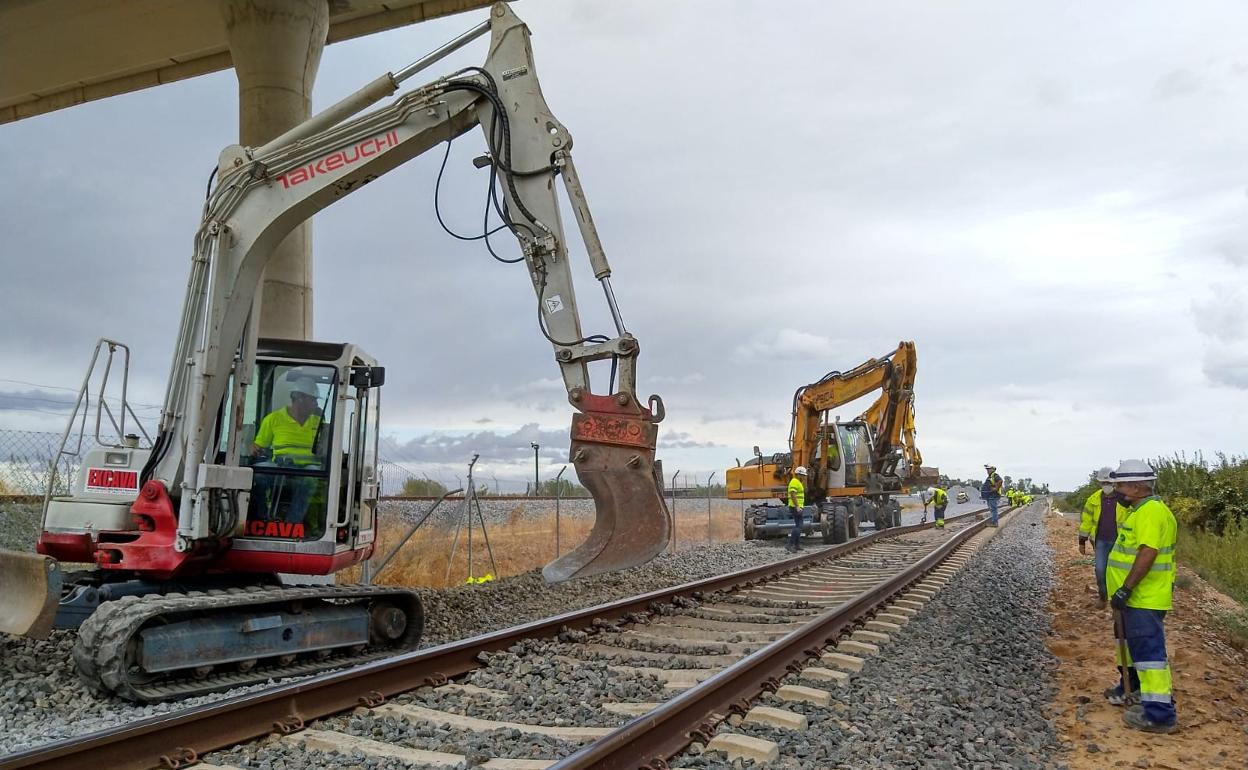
<box><xmin>0</xmin><ymin>548</ymin><xmax>62</xmax><ymax>638</ymax></box>
<box><xmin>543</xmin><ymin>407</ymin><xmax>671</xmax><ymax>582</ymax></box>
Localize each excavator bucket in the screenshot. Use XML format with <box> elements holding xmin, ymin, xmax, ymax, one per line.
<box><xmin>543</xmin><ymin>408</ymin><xmax>671</xmax><ymax>583</ymax></box>
<box><xmin>0</xmin><ymin>549</ymin><xmax>62</xmax><ymax>638</ymax></box>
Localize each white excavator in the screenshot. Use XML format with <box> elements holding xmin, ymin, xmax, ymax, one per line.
<box><xmin>0</xmin><ymin>3</ymin><xmax>671</xmax><ymax>702</ymax></box>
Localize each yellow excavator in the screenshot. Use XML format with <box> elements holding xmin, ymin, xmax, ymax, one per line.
<box><xmin>726</xmin><ymin>341</ymin><xmax>937</xmax><ymax>544</ymax></box>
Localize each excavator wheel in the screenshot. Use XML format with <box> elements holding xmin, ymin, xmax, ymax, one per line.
<box><xmin>821</xmin><ymin>503</ymin><xmax>849</xmax><ymax>545</ymax></box>
<box><xmin>743</xmin><ymin>519</ymin><xmax>758</xmax><ymax>541</ymax></box>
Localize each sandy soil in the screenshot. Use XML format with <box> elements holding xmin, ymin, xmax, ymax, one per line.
<box><xmin>1046</xmin><ymin>507</ymin><xmax>1248</xmax><ymax>769</ymax></box>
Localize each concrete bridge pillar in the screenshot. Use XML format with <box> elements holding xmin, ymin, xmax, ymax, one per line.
<box><xmin>220</xmin><ymin>0</ymin><xmax>328</xmax><ymax>340</ymax></box>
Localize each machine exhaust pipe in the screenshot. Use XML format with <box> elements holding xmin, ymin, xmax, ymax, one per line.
<box><xmin>542</xmin><ymin>399</ymin><xmax>671</xmax><ymax>583</ymax></box>
<box><xmin>0</xmin><ymin>549</ymin><xmax>62</xmax><ymax>638</ymax></box>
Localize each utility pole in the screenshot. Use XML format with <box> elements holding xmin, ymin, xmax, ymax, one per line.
<box><xmin>530</xmin><ymin>442</ymin><xmax>540</xmax><ymax>496</ymax></box>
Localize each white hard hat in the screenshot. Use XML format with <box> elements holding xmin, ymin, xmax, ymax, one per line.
<box><xmin>926</xmin><ymin>487</ymin><xmax>936</xmax><ymax>495</ymax></box>
<box><xmin>1094</xmin><ymin>466</ymin><xmax>1114</xmax><ymax>483</ymax></box>
<box><xmin>794</xmin><ymin>466</ymin><xmax>808</xmax><ymax>476</ymax></box>
<box><xmin>1109</xmin><ymin>459</ymin><xmax>1157</xmax><ymax>484</ymax></box>
<box><xmin>291</xmin><ymin>382</ymin><xmax>317</xmax><ymax>398</ymax></box>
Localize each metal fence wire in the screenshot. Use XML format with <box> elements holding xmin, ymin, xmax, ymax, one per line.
<box><xmin>0</xmin><ymin>429</ymin><xmax>729</xmax><ymax>503</ymax></box>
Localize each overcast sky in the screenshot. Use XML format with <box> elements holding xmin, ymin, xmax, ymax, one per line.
<box><xmin>2</xmin><ymin>0</ymin><xmax>1246</xmax><ymax>491</ymax></box>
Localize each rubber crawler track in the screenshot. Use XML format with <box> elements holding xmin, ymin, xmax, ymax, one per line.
<box><xmin>74</xmin><ymin>584</ymin><xmax>423</xmax><ymax>702</ymax></box>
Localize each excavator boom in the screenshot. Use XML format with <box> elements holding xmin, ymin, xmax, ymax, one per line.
<box><xmin>135</xmin><ymin>2</ymin><xmax>669</xmax><ymax>582</ymax></box>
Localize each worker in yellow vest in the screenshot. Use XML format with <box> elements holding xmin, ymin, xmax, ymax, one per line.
<box><xmin>1081</xmin><ymin>467</ymin><xmax>1129</xmax><ymax>604</ymax></box>
<box><xmin>928</xmin><ymin>486</ymin><xmax>948</xmax><ymax>527</ymax></box>
<box><xmin>252</xmin><ymin>382</ymin><xmax>324</xmax><ymax>524</ymax></box>
<box><xmin>786</xmin><ymin>467</ymin><xmax>807</xmax><ymax>553</ymax></box>
<box><xmin>1104</xmin><ymin>459</ymin><xmax>1178</xmax><ymax>733</ymax></box>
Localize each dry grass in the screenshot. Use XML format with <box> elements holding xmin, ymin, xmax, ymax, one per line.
<box><xmin>352</xmin><ymin>504</ymin><xmax>746</xmax><ymax>589</ymax></box>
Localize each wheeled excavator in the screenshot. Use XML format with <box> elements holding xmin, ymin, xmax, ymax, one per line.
<box><xmin>726</xmin><ymin>341</ymin><xmax>936</xmax><ymax>544</ymax></box>
<box><xmin>0</xmin><ymin>4</ymin><xmax>671</xmax><ymax>702</ymax></box>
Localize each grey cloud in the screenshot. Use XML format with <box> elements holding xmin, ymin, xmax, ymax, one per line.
<box><xmin>381</xmin><ymin>423</ymin><xmax>569</xmax><ymax>465</ymax></box>
<box><xmin>1203</xmin><ymin>351</ymin><xmax>1248</xmax><ymax>389</ymax></box>
<box><xmin>5</xmin><ymin>1</ymin><xmax>1248</xmax><ymax>490</ymax></box>
<box><xmin>658</xmin><ymin>431</ymin><xmax>721</xmax><ymax>450</ymax></box>
<box><xmin>1153</xmin><ymin>68</ymin><xmax>1203</xmax><ymax>100</ymax></box>
<box><xmin>0</xmin><ymin>389</ymin><xmax>76</xmax><ymax>414</ymax></box>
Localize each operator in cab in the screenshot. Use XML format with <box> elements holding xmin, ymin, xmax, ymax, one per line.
<box><xmin>251</xmin><ymin>382</ymin><xmax>323</xmax><ymax>524</ymax></box>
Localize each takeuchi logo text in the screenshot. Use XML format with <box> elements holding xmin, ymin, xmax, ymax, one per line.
<box><xmin>276</xmin><ymin>131</ymin><xmax>399</xmax><ymax>189</ymax></box>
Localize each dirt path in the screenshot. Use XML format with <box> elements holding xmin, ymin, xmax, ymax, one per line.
<box><xmin>1046</xmin><ymin>507</ymin><xmax>1248</xmax><ymax>769</ymax></box>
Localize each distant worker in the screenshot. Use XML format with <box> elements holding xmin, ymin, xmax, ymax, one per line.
<box><xmin>981</xmin><ymin>464</ymin><xmax>1004</xmax><ymax>526</ymax></box>
<box><xmin>786</xmin><ymin>466</ymin><xmax>808</xmax><ymax>553</ymax></box>
<box><xmin>252</xmin><ymin>382</ymin><xmax>323</xmax><ymax>523</ymax></box>
<box><xmin>1104</xmin><ymin>459</ymin><xmax>1178</xmax><ymax>733</ymax></box>
<box><xmin>1080</xmin><ymin>466</ymin><xmax>1128</xmax><ymax>604</ymax></box>
<box><xmin>929</xmin><ymin>485</ymin><xmax>948</xmax><ymax>528</ymax></box>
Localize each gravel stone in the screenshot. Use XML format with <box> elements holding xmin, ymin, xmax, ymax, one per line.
<box><xmin>0</xmin><ymin>537</ymin><xmax>804</xmax><ymax>757</ymax></box>
<box><xmin>671</xmin><ymin>504</ymin><xmax>1060</xmax><ymax>769</ymax></box>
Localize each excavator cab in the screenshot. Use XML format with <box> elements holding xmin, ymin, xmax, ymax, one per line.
<box><xmin>223</xmin><ymin>339</ymin><xmax>383</xmax><ymax>573</ymax></box>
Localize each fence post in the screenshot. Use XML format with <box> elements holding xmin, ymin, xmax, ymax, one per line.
<box><xmin>554</xmin><ymin>465</ymin><xmax>567</xmax><ymax>558</ymax></box>
<box><xmin>706</xmin><ymin>471</ymin><xmax>716</xmax><ymax>544</ymax></box>
<box><xmin>669</xmin><ymin>470</ymin><xmax>680</xmax><ymax>553</ymax></box>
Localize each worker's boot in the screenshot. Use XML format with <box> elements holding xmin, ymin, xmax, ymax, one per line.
<box><xmin>1103</xmin><ymin>685</ymin><xmax>1140</xmax><ymax>707</ymax></box>
<box><xmin>1123</xmin><ymin>707</ymin><xmax>1177</xmax><ymax>734</ymax></box>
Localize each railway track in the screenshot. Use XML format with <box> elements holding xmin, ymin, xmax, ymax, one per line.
<box><xmin>0</xmin><ymin>506</ymin><xmax>1017</xmax><ymax>770</ymax></box>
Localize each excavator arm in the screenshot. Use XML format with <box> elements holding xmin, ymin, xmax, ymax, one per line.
<box><xmin>853</xmin><ymin>341</ymin><xmax>926</xmax><ymax>482</ymax></box>
<box><xmin>144</xmin><ymin>2</ymin><xmax>669</xmax><ymax>582</ymax></box>
<box><xmin>727</xmin><ymin>341</ymin><xmax>924</xmax><ymax>502</ymax></box>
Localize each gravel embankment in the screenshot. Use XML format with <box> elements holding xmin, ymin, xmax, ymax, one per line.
<box><xmin>0</xmin><ymin>538</ymin><xmax>802</xmax><ymax>757</ymax></box>
<box><xmin>0</xmin><ymin>501</ymin><xmax>41</xmax><ymax>552</ymax></box>
<box><xmin>675</xmin><ymin>504</ymin><xmax>1061</xmax><ymax>770</ymax></box>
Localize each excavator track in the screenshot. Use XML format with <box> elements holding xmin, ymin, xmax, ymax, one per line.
<box><xmin>73</xmin><ymin>584</ymin><xmax>423</xmax><ymax>703</ymax></box>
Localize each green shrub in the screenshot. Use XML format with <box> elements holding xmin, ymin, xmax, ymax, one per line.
<box><xmin>1178</xmin><ymin>520</ymin><xmax>1248</xmax><ymax>605</ymax></box>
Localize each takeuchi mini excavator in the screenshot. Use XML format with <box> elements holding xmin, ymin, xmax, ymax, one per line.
<box><xmin>0</xmin><ymin>4</ymin><xmax>671</xmax><ymax>702</ymax></box>
<box><xmin>726</xmin><ymin>341</ymin><xmax>937</xmax><ymax>544</ymax></box>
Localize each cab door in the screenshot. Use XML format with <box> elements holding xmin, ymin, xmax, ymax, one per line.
<box><xmin>338</xmin><ymin>364</ymin><xmax>383</xmax><ymax>554</ymax></box>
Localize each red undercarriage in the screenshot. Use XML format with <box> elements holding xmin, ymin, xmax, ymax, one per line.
<box><xmin>37</xmin><ymin>480</ymin><xmax>368</xmax><ymax>580</ymax></box>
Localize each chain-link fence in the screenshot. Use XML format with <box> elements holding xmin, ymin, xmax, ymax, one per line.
<box><xmin>0</xmin><ymin>428</ymin><xmax>731</xmax><ymax>502</ymax></box>
<box><xmin>0</xmin><ymin>429</ymin><xmax>80</xmax><ymax>496</ymax></box>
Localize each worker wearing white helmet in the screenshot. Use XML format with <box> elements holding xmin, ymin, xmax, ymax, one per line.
<box><xmin>929</xmin><ymin>484</ymin><xmax>948</xmax><ymax>528</ymax></box>
<box><xmin>1103</xmin><ymin>459</ymin><xmax>1178</xmax><ymax>734</ymax></box>
<box><xmin>1079</xmin><ymin>466</ymin><xmax>1129</xmax><ymax>603</ymax></box>
<box><xmin>785</xmin><ymin>466</ymin><xmax>808</xmax><ymax>553</ymax></box>
<box><xmin>981</xmin><ymin>464</ymin><xmax>1004</xmax><ymax>526</ymax></box>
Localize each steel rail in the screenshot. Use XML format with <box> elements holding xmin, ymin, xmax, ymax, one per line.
<box><xmin>548</xmin><ymin>515</ymin><xmax>994</xmax><ymax>769</ymax></box>
<box><xmin>0</xmin><ymin>507</ymin><xmax>993</xmax><ymax>770</ymax></box>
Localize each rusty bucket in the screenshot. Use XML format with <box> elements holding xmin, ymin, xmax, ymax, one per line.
<box><xmin>542</xmin><ymin>406</ymin><xmax>671</xmax><ymax>583</ymax></box>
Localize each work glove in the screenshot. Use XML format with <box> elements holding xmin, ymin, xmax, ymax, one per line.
<box><xmin>1110</xmin><ymin>586</ymin><xmax>1132</xmax><ymax>611</ymax></box>
<box><xmin>1078</xmin><ymin>536</ymin><xmax>1087</xmax><ymax>555</ymax></box>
